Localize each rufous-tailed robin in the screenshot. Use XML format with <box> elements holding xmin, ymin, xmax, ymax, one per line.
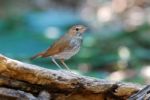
<box><xmin>31</xmin><ymin>25</ymin><xmax>87</xmax><ymax>71</ymax></box>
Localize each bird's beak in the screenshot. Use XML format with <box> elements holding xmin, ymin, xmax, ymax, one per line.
<box><xmin>83</xmin><ymin>26</ymin><xmax>87</xmax><ymax>31</ymax></box>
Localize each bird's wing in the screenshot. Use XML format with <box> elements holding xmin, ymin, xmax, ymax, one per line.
<box><xmin>42</xmin><ymin>35</ymin><xmax>72</xmax><ymax>57</ymax></box>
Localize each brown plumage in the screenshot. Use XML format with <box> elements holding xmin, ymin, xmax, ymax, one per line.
<box><xmin>31</xmin><ymin>25</ymin><xmax>87</xmax><ymax>70</ymax></box>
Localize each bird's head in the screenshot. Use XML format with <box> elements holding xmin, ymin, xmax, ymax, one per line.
<box><xmin>68</xmin><ymin>25</ymin><xmax>87</xmax><ymax>37</ymax></box>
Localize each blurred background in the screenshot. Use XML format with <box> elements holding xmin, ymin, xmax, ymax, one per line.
<box><xmin>0</xmin><ymin>0</ymin><xmax>150</xmax><ymax>84</ymax></box>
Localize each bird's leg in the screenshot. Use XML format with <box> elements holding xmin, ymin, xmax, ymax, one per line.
<box><xmin>51</xmin><ymin>58</ymin><xmax>63</xmax><ymax>69</ymax></box>
<box><xmin>60</xmin><ymin>59</ymin><xmax>71</xmax><ymax>71</ymax></box>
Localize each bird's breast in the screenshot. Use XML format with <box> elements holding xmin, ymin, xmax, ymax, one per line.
<box><xmin>69</xmin><ymin>37</ymin><xmax>82</xmax><ymax>49</ymax></box>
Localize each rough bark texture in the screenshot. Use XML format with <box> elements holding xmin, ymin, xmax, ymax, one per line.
<box><xmin>128</xmin><ymin>85</ymin><xmax>150</xmax><ymax>100</ymax></box>
<box><xmin>0</xmin><ymin>54</ymin><xmax>146</xmax><ymax>100</ymax></box>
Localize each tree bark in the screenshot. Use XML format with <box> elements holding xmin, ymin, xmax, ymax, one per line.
<box><xmin>0</xmin><ymin>54</ymin><xmax>145</xmax><ymax>100</ymax></box>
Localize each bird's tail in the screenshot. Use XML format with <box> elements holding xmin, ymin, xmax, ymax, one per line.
<box><xmin>30</xmin><ymin>52</ymin><xmax>45</xmax><ymax>60</ymax></box>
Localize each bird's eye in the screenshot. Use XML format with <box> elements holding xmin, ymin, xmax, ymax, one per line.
<box><xmin>76</xmin><ymin>28</ymin><xmax>79</xmax><ymax>31</ymax></box>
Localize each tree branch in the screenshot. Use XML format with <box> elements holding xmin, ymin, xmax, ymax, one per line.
<box><xmin>0</xmin><ymin>54</ymin><xmax>143</xmax><ymax>100</ymax></box>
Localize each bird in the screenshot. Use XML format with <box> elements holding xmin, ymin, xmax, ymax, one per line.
<box><xmin>31</xmin><ymin>25</ymin><xmax>87</xmax><ymax>71</ymax></box>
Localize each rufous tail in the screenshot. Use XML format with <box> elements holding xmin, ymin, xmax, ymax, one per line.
<box><xmin>30</xmin><ymin>52</ymin><xmax>45</xmax><ymax>60</ymax></box>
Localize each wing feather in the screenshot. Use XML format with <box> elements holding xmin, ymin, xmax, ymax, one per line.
<box><xmin>42</xmin><ymin>35</ymin><xmax>72</xmax><ymax>57</ymax></box>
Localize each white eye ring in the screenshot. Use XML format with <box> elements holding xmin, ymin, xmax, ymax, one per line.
<box><xmin>76</xmin><ymin>28</ymin><xmax>79</xmax><ymax>31</ymax></box>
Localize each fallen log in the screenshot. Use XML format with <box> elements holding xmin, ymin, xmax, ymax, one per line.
<box><xmin>0</xmin><ymin>54</ymin><xmax>146</xmax><ymax>100</ymax></box>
